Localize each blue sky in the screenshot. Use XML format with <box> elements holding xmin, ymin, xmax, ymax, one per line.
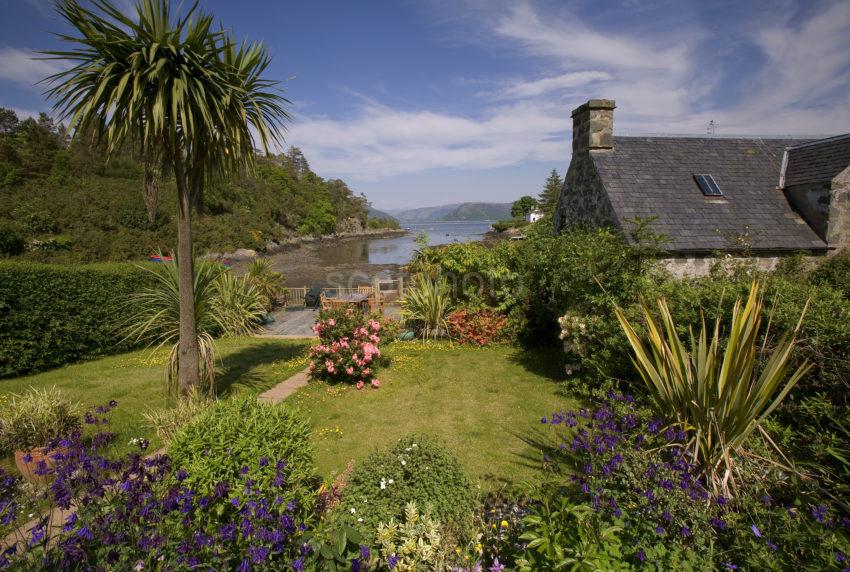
<box><xmin>1</xmin><ymin>0</ymin><xmax>849</xmax><ymax>210</ymax></box>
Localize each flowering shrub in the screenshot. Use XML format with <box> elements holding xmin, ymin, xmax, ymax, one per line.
<box><xmin>528</xmin><ymin>392</ymin><xmax>850</xmax><ymax>571</ymax></box>
<box><xmin>331</xmin><ymin>435</ymin><xmax>477</xmax><ymax>542</ymax></box>
<box><xmin>167</xmin><ymin>397</ymin><xmax>316</xmax><ymax>520</ymax></box>
<box><xmin>0</xmin><ymin>401</ymin><xmax>320</xmax><ymax>571</ymax></box>
<box><xmin>309</xmin><ymin>307</ymin><xmax>383</xmax><ymax>387</ymax></box>
<box><xmin>446</xmin><ymin>308</ymin><xmax>508</xmax><ymax>346</ymax></box>
<box><xmin>557</xmin><ymin>311</ymin><xmax>603</xmax><ymax>375</ymax></box>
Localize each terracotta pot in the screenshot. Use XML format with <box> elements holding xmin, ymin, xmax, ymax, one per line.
<box><xmin>14</xmin><ymin>446</ymin><xmax>65</xmax><ymax>483</ymax></box>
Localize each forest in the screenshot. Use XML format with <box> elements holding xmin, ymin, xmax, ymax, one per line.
<box><xmin>0</xmin><ymin>108</ymin><xmax>389</xmax><ymax>263</ymax></box>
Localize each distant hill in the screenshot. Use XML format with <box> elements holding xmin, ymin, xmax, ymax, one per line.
<box><xmin>367</xmin><ymin>206</ymin><xmax>398</xmax><ymax>221</ymax></box>
<box><xmin>389</xmin><ymin>202</ymin><xmax>511</xmax><ymax>222</ymax></box>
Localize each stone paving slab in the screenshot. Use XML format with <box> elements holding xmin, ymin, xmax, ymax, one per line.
<box><xmin>258</xmin><ymin>368</ymin><xmax>310</xmax><ymax>404</ymax></box>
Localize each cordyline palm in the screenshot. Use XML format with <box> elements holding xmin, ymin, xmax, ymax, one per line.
<box><xmin>615</xmin><ymin>282</ymin><xmax>811</xmax><ymax>496</ymax></box>
<box><xmin>43</xmin><ymin>0</ymin><xmax>290</xmax><ymax>395</ymax></box>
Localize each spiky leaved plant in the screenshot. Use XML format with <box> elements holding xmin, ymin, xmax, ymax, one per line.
<box><xmin>401</xmin><ymin>274</ymin><xmax>453</xmax><ymax>339</ymax></box>
<box><xmin>615</xmin><ymin>282</ymin><xmax>811</xmax><ymax>495</ymax></box>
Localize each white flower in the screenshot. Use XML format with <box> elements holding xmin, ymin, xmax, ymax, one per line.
<box><xmin>357</xmin><ymin>517</ymin><xmax>364</xmax><ymax>523</ymax></box>
<box><xmin>400</xmin><ymin>459</ymin><xmax>406</xmax><ymax>466</ymax></box>
<box><xmin>350</xmin><ymin>507</ymin><xmax>356</xmax><ymax>514</ymax></box>
<box><xmin>380</xmin><ymin>479</ymin><xmax>386</xmax><ymax>490</ymax></box>
<box><xmin>388</xmin><ymin>479</ymin><xmax>394</xmax><ymax>485</ymax></box>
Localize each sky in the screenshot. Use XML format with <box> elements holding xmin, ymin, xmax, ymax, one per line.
<box><xmin>1</xmin><ymin>0</ymin><xmax>849</xmax><ymax>210</ymax></box>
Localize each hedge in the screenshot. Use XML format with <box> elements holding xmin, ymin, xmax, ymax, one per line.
<box><xmin>0</xmin><ymin>261</ymin><xmax>154</xmax><ymax>378</ymax></box>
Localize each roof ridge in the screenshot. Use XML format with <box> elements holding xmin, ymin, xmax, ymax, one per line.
<box><xmin>786</xmin><ymin>133</ymin><xmax>850</xmax><ymax>150</ymax></box>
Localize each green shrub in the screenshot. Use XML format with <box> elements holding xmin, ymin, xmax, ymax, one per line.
<box><xmin>168</xmin><ymin>397</ymin><xmax>316</xmax><ymax>516</ymax></box>
<box><xmin>375</xmin><ymin>502</ymin><xmax>460</xmax><ymax>571</ymax></box>
<box><xmin>811</xmin><ymin>249</ymin><xmax>850</xmax><ymax>297</ymax></box>
<box><xmin>0</xmin><ymin>222</ymin><xmax>24</xmax><ymax>257</ymax></box>
<box><xmin>142</xmin><ymin>387</ymin><xmax>211</xmax><ymax>444</ymax></box>
<box><xmin>0</xmin><ymin>386</ymin><xmax>81</xmax><ymax>453</ymax></box>
<box><xmin>0</xmin><ymin>261</ymin><xmax>154</xmax><ymax>377</ymax></box>
<box><xmin>332</xmin><ymin>435</ymin><xmax>477</xmax><ymax>541</ymax></box>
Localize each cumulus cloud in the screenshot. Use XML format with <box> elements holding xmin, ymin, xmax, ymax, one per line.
<box><xmin>0</xmin><ymin>47</ymin><xmax>65</xmax><ymax>89</ymax></box>
<box><xmin>289</xmin><ymin>99</ymin><xmax>569</xmax><ymax>180</ymax></box>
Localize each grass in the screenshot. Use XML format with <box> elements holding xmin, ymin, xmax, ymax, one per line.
<box><xmin>0</xmin><ymin>337</ymin><xmax>312</xmax><ymax>462</ymax></box>
<box><xmin>290</xmin><ymin>341</ymin><xmax>575</xmax><ymax>490</ymax></box>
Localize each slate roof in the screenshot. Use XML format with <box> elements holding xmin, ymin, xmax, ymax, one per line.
<box><xmin>591</xmin><ymin>136</ymin><xmax>829</xmax><ymax>254</ymax></box>
<box><xmin>782</xmin><ymin>134</ymin><xmax>850</xmax><ymax>187</ymax></box>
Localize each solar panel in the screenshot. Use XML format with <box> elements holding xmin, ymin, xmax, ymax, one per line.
<box><xmin>694</xmin><ymin>174</ymin><xmax>723</xmax><ymax>197</ymax></box>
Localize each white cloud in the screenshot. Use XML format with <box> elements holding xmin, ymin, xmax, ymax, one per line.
<box><xmin>288</xmin><ymin>99</ymin><xmax>569</xmax><ymax>181</ymax></box>
<box><xmin>502</xmin><ymin>71</ymin><xmax>611</xmax><ymax>98</ymax></box>
<box><xmin>288</xmin><ymin>0</ymin><xmax>850</xmax><ymax>183</ymax></box>
<box><xmin>0</xmin><ymin>47</ymin><xmax>66</xmax><ymax>89</ymax></box>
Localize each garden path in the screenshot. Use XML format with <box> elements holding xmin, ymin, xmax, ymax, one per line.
<box><xmin>257</xmin><ymin>368</ymin><xmax>309</xmax><ymax>404</ymax></box>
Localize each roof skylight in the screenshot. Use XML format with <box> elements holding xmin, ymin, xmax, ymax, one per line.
<box><xmin>694</xmin><ymin>174</ymin><xmax>723</xmax><ymax>197</ymax></box>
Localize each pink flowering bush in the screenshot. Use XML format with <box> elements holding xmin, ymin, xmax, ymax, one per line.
<box><xmin>309</xmin><ymin>307</ymin><xmax>383</xmax><ymax>387</ymax></box>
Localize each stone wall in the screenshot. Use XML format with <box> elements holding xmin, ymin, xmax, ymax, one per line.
<box><xmin>783</xmin><ymin>165</ymin><xmax>850</xmax><ymax>252</ymax></box>
<box><xmin>553</xmin><ymin>150</ymin><xmax>619</xmax><ymax>233</ymax></box>
<box><xmin>661</xmin><ymin>254</ymin><xmax>783</xmax><ymax>277</ymax></box>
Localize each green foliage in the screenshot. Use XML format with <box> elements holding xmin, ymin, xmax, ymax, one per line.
<box><xmin>491</xmin><ymin>218</ymin><xmax>529</xmax><ymax>232</ymax></box>
<box><xmin>811</xmin><ymin>249</ymin><xmax>850</xmax><ymax>297</ymax></box>
<box><xmin>401</xmin><ymin>274</ymin><xmax>453</xmax><ymax>338</ymax></box>
<box><xmin>0</xmin><ymin>260</ymin><xmax>153</xmax><ymax>378</ymax></box>
<box><xmin>300</xmin><ymin>525</ymin><xmax>368</xmax><ymax>572</ymax></box>
<box><xmin>366</xmin><ymin>217</ymin><xmax>400</xmax><ymax>230</ymax></box>
<box><xmin>211</xmin><ymin>270</ymin><xmax>266</xmax><ymax>336</ymax></box>
<box><xmin>511</xmin><ymin>195</ymin><xmax>538</xmax><ymax>218</ymax></box>
<box><xmin>0</xmin><ymin>222</ymin><xmax>24</xmax><ymax>256</ymax></box>
<box><xmin>409</xmin><ymin>241</ymin><xmax>521</xmax><ymax>313</ymax></box>
<box><xmin>0</xmin><ymin>386</ymin><xmax>81</xmax><ymax>453</ymax></box>
<box><xmin>332</xmin><ymin>435</ymin><xmax>477</xmax><ymax>541</ymax></box>
<box><xmin>142</xmin><ymin>387</ymin><xmax>211</xmax><ymax>443</ymax></box>
<box><xmin>168</xmin><ymin>397</ymin><xmax>316</xmax><ymax>515</ymax></box>
<box><xmin>537</xmin><ymin>168</ymin><xmax>563</xmax><ymax>215</ymax></box>
<box><xmin>375</xmin><ymin>502</ymin><xmax>460</xmax><ymax>571</ymax></box>
<box><xmin>616</xmin><ymin>283</ymin><xmax>811</xmax><ymax>495</ymax></box>
<box><xmin>518</xmin><ymin>496</ymin><xmax>630</xmax><ymax>571</ymax></box>
<box><xmin>245</xmin><ymin>257</ymin><xmax>286</xmax><ymax>310</ymax></box>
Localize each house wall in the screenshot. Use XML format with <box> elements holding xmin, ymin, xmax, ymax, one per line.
<box><xmin>661</xmin><ymin>254</ymin><xmax>784</xmax><ymax>277</ymax></box>
<box><xmin>783</xmin><ymin>165</ymin><xmax>850</xmax><ymax>252</ymax></box>
<box><xmin>553</xmin><ymin>151</ymin><xmax>619</xmax><ymax>233</ymax></box>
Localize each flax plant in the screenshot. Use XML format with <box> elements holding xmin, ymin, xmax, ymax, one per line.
<box><xmin>401</xmin><ymin>274</ymin><xmax>453</xmax><ymax>339</ymax></box>
<box><xmin>615</xmin><ymin>282</ymin><xmax>811</xmax><ymax>495</ymax></box>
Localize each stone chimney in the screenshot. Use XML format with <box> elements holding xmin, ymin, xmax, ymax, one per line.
<box><xmin>571</xmin><ymin>99</ymin><xmax>615</xmax><ymax>154</ymax></box>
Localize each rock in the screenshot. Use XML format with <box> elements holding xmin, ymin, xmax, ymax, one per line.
<box><xmin>231</xmin><ymin>248</ymin><xmax>257</xmax><ymax>260</ymax></box>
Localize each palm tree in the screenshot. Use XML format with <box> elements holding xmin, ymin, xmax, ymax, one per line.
<box><xmin>44</xmin><ymin>0</ymin><xmax>290</xmax><ymax>394</ymax></box>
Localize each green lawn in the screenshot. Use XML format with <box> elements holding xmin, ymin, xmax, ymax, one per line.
<box><xmin>290</xmin><ymin>342</ymin><xmax>575</xmax><ymax>490</ymax></box>
<box><xmin>0</xmin><ymin>337</ymin><xmax>312</xmax><ymax>460</ymax></box>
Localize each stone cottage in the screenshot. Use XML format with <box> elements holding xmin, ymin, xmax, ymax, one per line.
<box><xmin>553</xmin><ymin>99</ymin><xmax>850</xmax><ymax>275</ymax></box>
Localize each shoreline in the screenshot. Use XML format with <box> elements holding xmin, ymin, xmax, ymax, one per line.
<box><xmin>208</xmin><ymin>228</ymin><xmax>408</xmax><ymax>262</ymax></box>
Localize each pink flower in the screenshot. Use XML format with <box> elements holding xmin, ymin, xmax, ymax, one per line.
<box><xmin>356</xmin><ymin>381</ymin><xmax>365</xmax><ymax>390</ymax></box>
<box><xmin>346</xmin><ymin>366</ymin><xmax>354</xmax><ymax>375</ymax></box>
<box><xmin>371</xmin><ymin>379</ymin><xmax>380</xmax><ymax>388</ymax></box>
<box><xmin>328</xmin><ymin>318</ymin><xmax>336</xmax><ymax>326</ymax></box>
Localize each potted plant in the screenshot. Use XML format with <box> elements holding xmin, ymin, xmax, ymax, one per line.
<box><xmin>0</xmin><ymin>386</ymin><xmax>81</xmax><ymax>482</ymax></box>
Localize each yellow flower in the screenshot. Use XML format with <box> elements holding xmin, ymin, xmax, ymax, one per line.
<box><xmin>500</xmin><ymin>520</ymin><xmax>509</xmax><ymax>528</ymax></box>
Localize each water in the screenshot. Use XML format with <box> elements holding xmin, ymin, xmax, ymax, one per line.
<box><xmin>314</xmin><ymin>221</ymin><xmax>493</xmax><ymax>266</ymax></box>
<box><xmin>257</xmin><ymin>221</ymin><xmax>493</xmax><ymax>288</ymax></box>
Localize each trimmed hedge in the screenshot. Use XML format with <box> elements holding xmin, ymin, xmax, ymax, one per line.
<box><xmin>0</xmin><ymin>261</ymin><xmax>154</xmax><ymax>378</ymax></box>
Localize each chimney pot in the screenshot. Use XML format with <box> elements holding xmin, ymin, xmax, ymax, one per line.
<box><xmin>571</xmin><ymin>99</ymin><xmax>615</xmax><ymax>153</ymax></box>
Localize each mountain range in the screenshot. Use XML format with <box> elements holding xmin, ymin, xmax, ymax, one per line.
<box><xmin>384</xmin><ymin>202</ymin><xmax>512</xmax><ymax>222</ymax></box>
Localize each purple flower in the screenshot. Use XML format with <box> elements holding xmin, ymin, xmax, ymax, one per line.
<box><xmin>637</xmin><ymin>549</ymin><xmax>646</xmax><ymax>562</ymax></box>
<box><xmin>360</xmin><ymin>545</ymin><xmax>371</xmax><ymax>560</ymax></box>
<box><xmin>236</xmin><ymin>559</ymin><xmax>250</xmax><ymax>572</ymax></box>
<box><xmin>680</xmin><ymin>526</ymin><xmax>691</xmax><ymax>538</ymax></box>
<box><xmin>655</xmin><ymin>525</ymin><xmax>665</xmax><ymax>535</ymax></box>
<box><xmin>836</xmin><ymin>552</ymin><xmax>846</xmax><ymax>563</ymax></box>
<box><xmin>766</xmin><ymin>539</ymin><xmax>777</xmax><ymax>551</ymax></box>
<box><xmin>388</xmin><ymin>554</ymin><xmax>400</xmax><ymax>569</ymax></box>
<box><xmin>292</xmin><ymin>557</ymin><xmax>304</xmax><ymax>571</ymax></box>
<box><xmin>751</xmin><ymin>524</ymin><xmax>762</xmax><ymax>538</ymax></box>
<box><xmin>489</xmin><ymin>558</ymin><xmax>505</xmax><ymax>572</ymax></box>
<box><xmin>812</xmin><ymin>505</ymin><xmax>828</xmax><ymax>524</ymax></box>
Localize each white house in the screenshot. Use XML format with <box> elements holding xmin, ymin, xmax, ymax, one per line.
<box><xmin>526</xmin><ymin>210</ymin><xmax>544</xmax><ymax>223</ymax></box>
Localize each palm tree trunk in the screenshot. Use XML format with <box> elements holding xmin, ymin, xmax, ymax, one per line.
<box><xmin>173</xmin><ymin>151</ymin><xmax>200</xmax><ymax>395</ymax></box>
